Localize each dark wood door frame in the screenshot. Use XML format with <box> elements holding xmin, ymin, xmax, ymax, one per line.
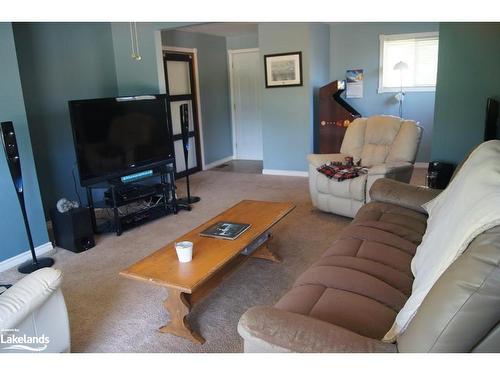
<box><xmin>163</xmin><ymin>51</ymin><xmax>202</xmax><ymax>179</ymax></box>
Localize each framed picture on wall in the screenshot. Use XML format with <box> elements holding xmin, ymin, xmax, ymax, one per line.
<box><xmin>264</xmin><ymin>51</ymin><xmax>303</xmax><ymax>88</ymax></box>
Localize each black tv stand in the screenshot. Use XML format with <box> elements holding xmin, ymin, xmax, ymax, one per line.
<box><xmin>104</xmin><ymin>183</ymin><xmax>157</xmax><ymax>206</ymax></box>
<box><xmin>86</xmin><ymin>163</ymin><xmax>178</xmax><ymax>236</ymax></box>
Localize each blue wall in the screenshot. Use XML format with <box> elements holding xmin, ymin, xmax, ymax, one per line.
<box><xmin>111</xmin><ymin>22</ymin><xmax>194</xmax><ymax>96</ymax></box>
<box><xmin>226</xmin><ymin>34</ymin><xmax>258</xmax><ymax>50</ymax></box>
<box><xmin>432</xmin><ymin>23</ymin><xmax>500</xmax><ymax>165</ymax></box>
<box><xmin>259</xmin><ymin>23</ymin><xmax>311</xmax><ymax>172</ymax></box>
<box><xmin>13</xmin><ymin>23</ymin><xmax>119</xmax><ymax>209</ymax></box>
<box><xmin>330</xmin><ymin>23</ymin><xmax>439</xmax><ymax>162</ymax></box>
<box><xmin>310</xmin><ymin>24</ymin><xmax>331</xmax><ymax>153</ymax></box>
<box><xmin>0</xmin><ymin>23</ymin><xmax>49</xmax><ymax>262</ymax></box>
<box><xmin>259</xmin><ymin>23</ymin><xmax>330</xmax><ymax>172</ymax></box>
<box><xmin>162</xmin><ymin>30</ymin><xmax>233</xmax><ymax>164</ymax></box>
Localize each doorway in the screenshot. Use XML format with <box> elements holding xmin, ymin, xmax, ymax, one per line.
<box><xmin>163</xmin><ymin>49</ymin><xmax>203</xmax><ymax>178</ymax></box>
<box><xmin>229</xmin><ymin>48</ymin><xmax>263</xmax><ymax>161</ymax></box>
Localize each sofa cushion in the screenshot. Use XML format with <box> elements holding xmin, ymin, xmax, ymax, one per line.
<box><xmin>316</xmin><ymin>172</ymin><xmax>367</xmax><ymax>201</ymax></box>
<box><xmin>326</xmin><ymin>223</ymin><xmax>417</xmax><ymax>275</ymax></box>
<box><xmin>275</xmin><ymin>201</ymin><xmax>428</xmax><ymax>340</ymax></box>
<box><xmin>353</xmin><ymin>201</ymin><xmax>427</xmax><ymax>243</ymax></box>
<box><xmin>275</xmin><ymin>282</ymin><xmax>400</xmax><ymax>340</ymax></box>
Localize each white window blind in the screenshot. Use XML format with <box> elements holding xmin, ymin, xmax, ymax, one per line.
<box><xmin>379</xmin><ymin>32</ymin><xmax>439</xmax><ymax>92</ymax></box>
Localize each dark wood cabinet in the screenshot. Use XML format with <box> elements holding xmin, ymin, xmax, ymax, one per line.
<box><xmin>318</xmin><ymin>80</ymin><xmax>361</xmax><ymax>153</ymax></box>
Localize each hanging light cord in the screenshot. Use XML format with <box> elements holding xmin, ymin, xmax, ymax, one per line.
<box><xmin>129</xmin><ymin>22</ymin><xmax>136</xmax><ymax>59</ymax></box>
<box><xmin>134</xmin><ymin>23</ymin><xmax>141</xmax><ymax>60</ymax></box>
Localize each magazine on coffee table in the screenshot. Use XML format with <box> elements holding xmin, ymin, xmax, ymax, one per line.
<box><xmin>200</xmin><ymin>221</ymin><xmax>251</xmax><ymax>240</ymax></box>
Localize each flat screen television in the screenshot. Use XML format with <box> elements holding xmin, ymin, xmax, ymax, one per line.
<box><xmin>69</xmin><ymin>95</ymin><xmax>174</xmax><ymax>186</ymax></box>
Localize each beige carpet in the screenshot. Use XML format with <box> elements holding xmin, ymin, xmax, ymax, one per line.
<box><xmin>0</xmin><ymin>168</ymin><xmax>426</xmax><ymax>352</ymax></box>
<box><xmin>0</xmin><ymin>170</ymin><xmax>351</xmax><ymax>352</ymax></box>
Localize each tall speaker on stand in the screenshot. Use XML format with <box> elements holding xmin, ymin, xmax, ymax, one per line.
<box><xmin>1</xmin><ymin>121</ymin><xmax>55</xmax><ymax>274</ymax></box>
<box><xmin>176</xmin><ymin>104</ymin><xmax>200</xmax><ymax>207</ymax></box>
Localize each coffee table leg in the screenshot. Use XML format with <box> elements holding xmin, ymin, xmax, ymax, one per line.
<box><xmin>250</xmin><ymin>234</ymin><xmax>282</xmax><ymax>263</ymax></box>
<box><xmin>159</xmin><ymin>288</ymin><xmax>205</xmax><ymax>345</ymax></box>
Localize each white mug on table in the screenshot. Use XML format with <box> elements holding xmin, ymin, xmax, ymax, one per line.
<box><xmin>175</xmin><ymin>241</ymin><xmax>193</xmax><ymax>263</ymax></box>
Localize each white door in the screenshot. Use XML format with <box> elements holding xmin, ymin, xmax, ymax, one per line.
<box><xmin>230</xmin><ymin>50</ymin><xmax>263</xmax><ymax>160</ymax></box>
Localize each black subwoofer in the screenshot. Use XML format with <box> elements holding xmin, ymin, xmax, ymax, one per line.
<box><xmin>427</xmin><ymin>161</ymin><xmax>455</xmax><ymax>189</ymax></box>
<box><xmin>50</xmin><ymin>207</ymin><xmax>95</xmax><ymax>253</ymax></box>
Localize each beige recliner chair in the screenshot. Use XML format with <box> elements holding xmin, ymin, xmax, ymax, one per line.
<box><xmin>308</xmin><ymin>115</ymin><xmax>422</xmax><ymax>218</ymax></box>
<box><xmin>0</xmin><ymin>268</ymin><xmax>70</xmax><ymax>353</ymax></box>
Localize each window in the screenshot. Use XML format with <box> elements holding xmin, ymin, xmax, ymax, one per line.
<box><xmin>379</xmin><ymin>32</ymin><xmax>439</xmax><ymax>93</ymax></box>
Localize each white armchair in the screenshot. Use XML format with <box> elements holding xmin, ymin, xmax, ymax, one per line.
<box><xmin>0</xmin><ymin>268</ymin><xmax>70</xmax><ymax>353</ymax></box>
<box><xmin>308</xmin><ymin>115</ymin><xmax>422</xmax><ymax>218</ymax></box>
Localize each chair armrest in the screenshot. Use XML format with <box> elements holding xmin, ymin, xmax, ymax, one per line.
<box><xmin>307</xmin><ymin>153</ymin><xmax>348</xmax><ymax>168</ymax></box>
<box><xmin>0</xmin><ymin>268</ymin><xmax>62</xmax><ymax>330</ymax></box>
<box><xmin>238</xmin><ymin>306</ymin><xmax>397</xmax><ymax>353</ymax></box>
<box><xmin>367</xmin><ymin>161</ymin><xmax>413</xmax><ymax>176</ymax></box>
<box><xmin>369</xmin><ymin>178</ymin><xmax>442</xmax><ymax>214</ymax></box>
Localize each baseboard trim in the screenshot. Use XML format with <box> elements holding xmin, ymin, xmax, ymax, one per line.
<box><xmin>204</xmin><ymin>155</ymin><xmax>234</xmax><ymax>170</ymax></box>
<box><xmin>0</xmin><ymin>242</ymin><xmax>54</xmax><ymax>273</ymax></box>
<box><xmin>262</xmin><ymin>169</ymin><xmax>309</xmax><ymax>177</ymax></box>
<box><xmin>415</xmin><ymin>162</ymin><xmax>429</xmax><ymax>169</ymax></box>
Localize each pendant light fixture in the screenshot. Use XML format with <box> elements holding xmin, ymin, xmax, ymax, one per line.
<box><xmin>129</xmin><ymin>22</ymin><xmax>142</xmax><ymax>61</ymax></box>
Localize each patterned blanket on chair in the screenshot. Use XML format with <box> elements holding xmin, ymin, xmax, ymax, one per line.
<box><xmin>317</xmin><ymin>162</ymin><xmax>367</xmax><ymax>181</ymax></box>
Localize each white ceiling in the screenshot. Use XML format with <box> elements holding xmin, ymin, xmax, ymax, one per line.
<box><xmin>177</xmin><ymin>23</ymin><xmax>258</xmax><ymax>37</ymax></box>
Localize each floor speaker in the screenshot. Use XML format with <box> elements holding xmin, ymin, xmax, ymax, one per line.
<box><xmin>50</xmin><ymin>207</ymin><xmax>95</xmax><ymax>253</ymax></box>
<box><xmin>177</xmin><ymin>103</ymin><xmax>200</xmax><ymax>206</ymax></box>
<box><xmin>1</xmin><ymin>121</ymin><xmax>55</xmax><ymax>273</ymax></box>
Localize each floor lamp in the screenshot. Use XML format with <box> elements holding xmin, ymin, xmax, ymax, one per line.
<box><xmin>1</xmin><ymin>121</ymin><xmax>55</xmax><ymax>274</ymax></box>
<box><xmin>393</xmin><ymin>61</ymin><xmax>408</xmax><ymax>118</ymax></box>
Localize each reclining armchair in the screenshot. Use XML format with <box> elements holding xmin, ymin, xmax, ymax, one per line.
<box><xmin>0</xmin><ymin>268</ymin><xmax>70</xmax><ymax>353</ymax></box>
<box><xmin>308</xmin><ymin>115</ymin><xmax>422</xmax><ymax>217</ymax></box>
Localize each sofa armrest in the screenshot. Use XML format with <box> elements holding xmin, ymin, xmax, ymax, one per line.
<box><xmin>307</xmin><ymin>153</ymin><xmax>348</xmax><ymax>168</ymax></box>
<box><xmin>369</xmin><ymin>178</ymin><xmax>442</xmax><ymax>214</ymax></box>
<box><xmin>0</xmin><ymin>268</ymin><xmax>62</xmax><ymax>330</ymax></box>
<box><xmin>238</xmin><ymin>306</ymin><xmax>397</xmax><ymax>353</ymax></box>
<box><xmin>367</xmin><ymin>161</ymin><xmax>413</xmax><ymax>176</ymax></box>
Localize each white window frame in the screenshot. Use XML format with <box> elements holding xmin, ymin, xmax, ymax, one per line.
<box><xmin>378</xmin><ymin>31</ymin><xmax>439</xmax><ymax>93</ymax></box>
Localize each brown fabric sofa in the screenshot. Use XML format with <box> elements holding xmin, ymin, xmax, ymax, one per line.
<box><xmin>238</xmin><ymin>178</ymin><xmax>500</xmax><ymax>352</ymax></box>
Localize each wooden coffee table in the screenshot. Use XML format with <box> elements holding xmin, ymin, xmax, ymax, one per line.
<box><xmin>119</xmin><ymin>200</ymin><xmax>295</xmax><ymax>344</ymax></box>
